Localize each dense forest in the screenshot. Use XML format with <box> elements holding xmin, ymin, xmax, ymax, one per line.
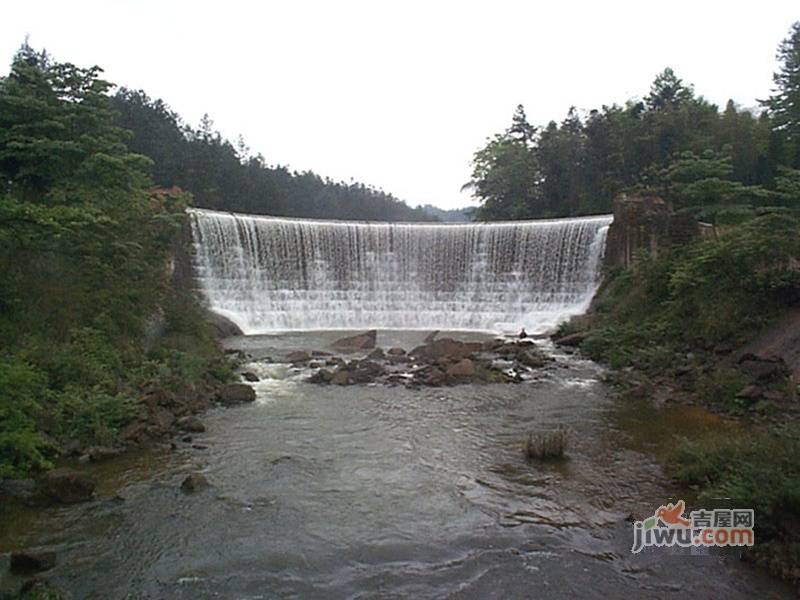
<box><xmin>110</xmin><ymin>90</ymin><xmax>433</xmax><ymax>222</ymax></box>
<box><xmin>0</xmin><ymin>45</ymin><xmax>235</xmax><ymax>476</ymax></box>
<box><xmin>466</xmin><ymin>22</ymin><xmax>800</xmax><ymax>221</ymax></box>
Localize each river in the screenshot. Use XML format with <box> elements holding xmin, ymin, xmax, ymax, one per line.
<box><xmin>0</xmin><ymin>331</ymin><xmax>790</xmax><ymax>598</ymax></box>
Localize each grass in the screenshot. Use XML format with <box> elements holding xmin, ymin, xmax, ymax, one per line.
<box><xmin>524</xmin><ymin>427</ymin><xmax>569</xmax><ymax>460</ymax></box>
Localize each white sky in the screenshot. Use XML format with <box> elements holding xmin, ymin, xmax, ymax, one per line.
<box><xmin>2</xmin><ymin>1</ymin><xmax>798</xmax><ymax>210</ymax></box>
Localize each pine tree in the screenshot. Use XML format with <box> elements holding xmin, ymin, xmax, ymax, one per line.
<box><xmin>763</xmin><ymin>22</ymin><xmax>800</xmax><ymax>166</ymax></box>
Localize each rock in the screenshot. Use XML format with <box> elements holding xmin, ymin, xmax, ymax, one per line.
<box><xmin>331</xmin><ymin>370</ymin><xmax>351</xmax><ymax>385</ymax></box>
<box><xmin>309</xmin><ymin>368</ymin><xmax>334</xmax><ymax>384</ymax></box>
<box><xmin>481</xmin><ymin>338</ymin><xmax>506</xmax><ymax>351</ymax></box>
<box><xmin>0</xmin><ymin>479</ymin><xmax>36</xmax><ymax>501</ymax></box>
<box><xmin>350</xmin><ymin>360</ymin><xmax>385</xmax><ymax>383</ymax></box>
<box><xmin>217</xmin><ymin>383</ymin><xmax>256</xmax><ymax>405</ymax></box>
<box><xmin>410</xmin><ymin>338</ymin><xmax>482</xmax><ymax>362</ymax></box>
<box><xmin>119</xmin><ymin>419</ymin><xmax>151</xmax><ymax>444</ymax></box>
<box><xmin>552</xmin><ymin>331</ymin><xmax>588</xmax><ymax>347</ymax></box>
<box><xmin>517</xmin><ymin>350</ymin><xmax>548</xmax><ymax>369</ymax></box>
<box><xmin>424</xmin><ymin>330</ymin><xmax>440</xmax><ymax>343</ymax></box>
<box><xmin>87</xmin><ymin>446</ymin><xmax>121</xmax><ymax>462</ymax></box>
<box><xmin>182</xmin><ymin>435</ymin><xmax>193</xmax><ymax>443</ymax></box>
<box><xmin>420</xmin><ymin>368</ymin><xmax>446</xmax><ymax>386</ymax></box>
<box><xmin>736</xmin><ymin>384</ymin><xmax>765</xmax><ymax>402</ymax></box>
<box><xmin>737</xmin><ymin>354</ymin><xmax>789</xmax><ymax>382</ymax></box>
<box><xmin>181</xmin><ymin>472</ymin><xmax>209</xmax><ymax>493</ymax></box>
<box><xmin>326</xmin><ymin>357</ymin><xmax>346</xmax><ymax>368</ymax></box>
<box><xmin>241</xmin><ymin>371</ymin><xmax>260</xmax><ymax>382</ymax></box>
<box><xmin>39</xmin><ymin>469</ymin><xmax>96</xmax><ymax>504</ymax></box>
<box><xmin>10</xmin><ymin>550</ymin><xmax>57</xmax><ymax>574</ymax></box>
<box><xmin>387</xmin><ymin>347</ymin><xmax>406</xmax><ymax>356</ymax></box>
<box><xmin>205</xmin><ymin>310</ymin><xmax>244</xmax><ymax>338</ymax></box>
<box><xmin>367</xmin><ymin>348</ymin><xmax>385</xmax><ymax>360</ymax></box>
<box><xmin>287</xmin><ymin>350</ymin><xmax>311</xmax><ymax>363</ymax></box>
<box><xmin>177</xmin><ymin>416</ymin><xmax>206</xmax><ymax>433</ymax></box>
<box><xmin>446</xmin><ymin>358</ymin><xmax>475</xmax><ymax>378</ymax></box>
<box><xmin>332</xmin><ymin>330</ymin><xmax>377</xmax><ymax>350</ymax></box>
<box><xmin>311</xmin><ymin>350</ymin><xmax>332</xmax><ymax>357</ymax></box>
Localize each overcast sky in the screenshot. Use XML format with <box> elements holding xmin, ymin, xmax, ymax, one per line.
<box><xmin>2</xmin><ymin>1</ymin><xmax>798</xmax><ymax>210</ymax></box>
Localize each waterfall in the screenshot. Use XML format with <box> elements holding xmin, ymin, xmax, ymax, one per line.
<box><xmin>188</xmin><ymin>208</ymin><xmax>612</xmax><ymax>334</ymax></box>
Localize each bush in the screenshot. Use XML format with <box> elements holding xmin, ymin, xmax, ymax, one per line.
<box><xmin>0</xmin><ymin>358</ymin><xmax>53</xmax><ymax>477</ymax></box>
<box><xmin>54</xmin><ymin>389</ymin><xmax>136</xmax><ymax>447</ymax></box>
<box><xmin>525</xmin><ymin>427</ymin><xmax>569</xmax><ymax>460</ymax></box>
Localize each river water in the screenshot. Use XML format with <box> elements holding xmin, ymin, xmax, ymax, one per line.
<box><xmin>0</xmin><ymin>331</ymin><xmax>791</xmax><ymax>598</ymax></box>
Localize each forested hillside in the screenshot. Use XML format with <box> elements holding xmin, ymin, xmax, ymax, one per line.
<box><xmin>466</xmin><ymin>22</ymin><xmax>800</xmax><ymax>221</ymax></box>
<box><xmin>110</xmin><ymin>90</ymin><xmax>433</xmax><ymax>221</ymax></box>
<box><xmin>0</xmin><ymin>45</ymin><xmax>232</xmax><ymax>476</ymax></box>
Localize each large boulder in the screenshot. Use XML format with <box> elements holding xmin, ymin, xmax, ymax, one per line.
<box><xmin>446</xmin><ymin>359</ymin><xmax>475</xmax><ymax>378</ymax></box>
<box><xmin>552</xmin><ymin>331</ymin><xmax>588</xmax><ymax>347</ymax></box>
<box><xmin>332</xmin><ymin>330</ymin><xmax>377</xmax><ymax>350</ymax></box>
<box><xmin>217</xmin><ymin>383</ymin><xmax>256</xmax><ymax>405</ymax></box>
<box><xmin>286</xmin><ymin>351</ymin><xmax>311</xmax><ymax>364</ymax></box>
<box><xmin>409</xmin><ymin>338</ymin><xmax>482</xmax><ymax>362</ymax></box>
<box><xmin>177</xmin><ymin>416</ymin><xmax>206</xmax><ymax>433</ymax></box>
<box><xmin>205</xmin><ymin>310</ymin><xmax>244</xmax><ymax>338</ymax></box>
<box><xmin>39</xmin><ymin>469</ymin><xmax>96</xmax><ymax>504</ymax></box>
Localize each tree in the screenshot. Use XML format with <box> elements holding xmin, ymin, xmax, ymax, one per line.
<box><xmin>646</xmin><ymin>67</ymin><xmax>695</xmax><ymax>112</ymax></box>
<box><xmin>763</xmin><ymin>22</ymin><xmax>800</xmax><ymax>167</ymax></box>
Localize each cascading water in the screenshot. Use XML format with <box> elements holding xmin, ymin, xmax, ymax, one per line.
<box><xmin>188</xmin><ymin>208</ymin><xmax>612</xmax><ymax>334</ymax></box>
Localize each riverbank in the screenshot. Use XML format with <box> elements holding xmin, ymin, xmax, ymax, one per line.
<box><xmin>552</xmin><ymin>211</ymin><xmax>800</xmax><ymax>582</ymax></box>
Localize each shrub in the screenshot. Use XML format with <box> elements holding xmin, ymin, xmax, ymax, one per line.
<box><xmin>0</xmin><ymin>358</ymin><xmax>53</xmax><ymax>477</ymax></box>
<box><xmin>525</xmin><ymin>427</ymin><xmax>569</xmax><ymax>460</ymax></box>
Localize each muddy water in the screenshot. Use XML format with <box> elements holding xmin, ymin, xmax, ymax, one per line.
<box><xmin>0</xmin><ymin>332</ymin><xmax>791</xmax><ymax>599</ymax></box>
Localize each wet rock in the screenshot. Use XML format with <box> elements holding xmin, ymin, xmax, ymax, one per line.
<box><xmin>241</xmin><ymin>371</ymin><xmax>260</xmax><ymax>382</ymax></box>
<box><xmin>351</xmin><ymin>360</ymin><xmax>385</xmax><ymax>383</ymax></box>
<box><xmin>217</xmin><ymin>383</ymin><xmax>256</xmax><ymax>405</ymax></box>
<box><xmin>311</xmin><ymin>350</ymin><xmax>332</xmax><ymax>357</ymax></box>
<box><xmin>367</xmin><ymin>347</ymin><xmax>385</xmax><ymax>360</ymax></box>
<box><xmin>87</xmin><ymin>446</ymin><xmax>121</xmax><ymax>462</ymax></box>
<box><xmin>332</xmin><ymin>330</ymin><xmax>377</xmax><ymax>350</ymax></box>
<box><xmin>182</xmin><ymin>435</ymin><xmax>193</xmax><ymax>443</ymax></box>
<box><xmin>331</xmin><ymin>370</ymin><xmax>352</xmax><ymax>385</ymax></box>
<box><xmin>424</xmin><ymin>330</ymin><xmax>439</xmax><ymax>343</ymax></box>
<box><xmin>419</xmin><ymin>367</ymin><xmax>446</xmax><ymax>387</ymax></box>
<box><xmin>205</xmin><ymin>310</ymin><xmax>244</xmax><ymax>338</ymax></box>
<box><xmin>181</xmin><ymin>472</ymin><xmax>209</xmax><ymax>493</ymax></box>
<box><xmin>309</xmin><ymin>368</ymin><xmax>334</xmax><ymax>384</ymax></box>
<box><xmin>191</xmin><ymin>444</ymin><xmax>208</xmax><ymax>450</ymax></box>
<box><xmin>410</xmin><ymin>338</ymin><xmax>482</xmax><ymax>362</ymax></box>
<box><xmin>446</xmin><ymin>358</ymin><xmax>475</xmax><ymax>378</ymax></box>
<box><xmin>308</xmin><ymin>360</ymin><xmax>325</xmax><ymax>369</ymax></box>
<box><xmin>482</xmin><ymin>338</ymin><xmax>506</xmax><ymax>351</ymax></box>
<box><xmin>177</xmin><ymin>416</ymin><xmax>206</xmax><ymax>433</ymax></box>
<box><xmin>387</xmin><ymin>347</ymin><xmax>406</xmax><ymax>356</ymax></box>
<box><xmin>326</xmin><ymin>357</ymin><xmax>346</xmax><ymax>368</ymax></box>
<box><xmin>552</xmin><ymin>331</ymin><xmax>588</xmax><ymax>347</ymax></box>
<box><xmin>39</xmin><ymin>469</ymin><xmax>96</xmax><ymax>504</ymax></box>
<box><xmin>517</xmin><ymin>350</ymin><xmax>548</xmax><ymax>369</ymax></box>
<box><xmin>0</xmin><ymin>479</ymin><xmax>36</xmax><ymax>502</ymax></box>
<box><xmin>287</xmin><ymin>351</ymin><xmax>311</xmax><ymax>364</ymax></box>
<box><xmin>10</xmin><ymin>550</ymin><xmax>56</xmax><ymax>574</ymax></box>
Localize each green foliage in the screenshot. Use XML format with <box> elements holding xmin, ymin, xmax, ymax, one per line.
<box><xmin>763</xmin><ymin>21</ymin><xmax>800</xmax><ymax>167</ymax></box>
<box><xmin>111</xmin><ymin>89</ymin><xmax>433</xmax><ymax>222</ymax></box>
<box><xmin>0</xmin><ymin>358</ymin><xmax>52</xmax><ymax>477</ymax></box>
<box><xmin>668</xmin><ymin>427</ymin><xmax>800</xmax><ymax>540</ymax></box>
<box><xmin>0</xmin><ymin>45</ymin><xmax>232</xmax><ymax>477</ymax></box>
<box><xmin>467</xmin><ymin>24</ymin><xmax>800</xmax><ymax>221</ymax></box>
